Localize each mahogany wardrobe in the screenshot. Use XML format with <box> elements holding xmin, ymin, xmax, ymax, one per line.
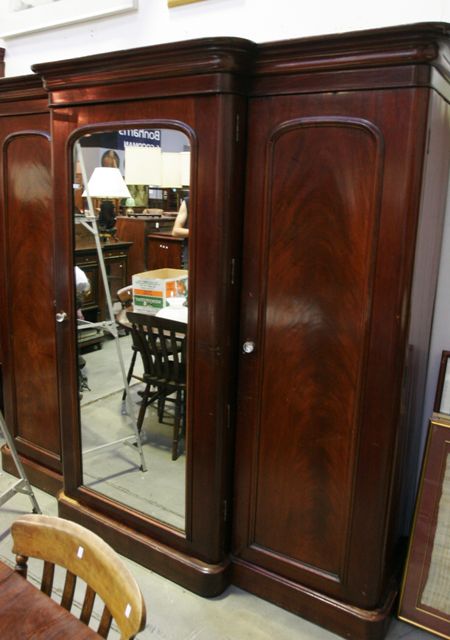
<box><xmin>1</xmin><ymin>23</ymin><xmax>450</xmax><ymax>640</ymax></box>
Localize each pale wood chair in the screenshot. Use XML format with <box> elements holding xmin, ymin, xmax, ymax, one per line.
<box><xmin>11</xmin><ymin>514</ymin><xmax>146</xmax><ymax>639</ymax></box>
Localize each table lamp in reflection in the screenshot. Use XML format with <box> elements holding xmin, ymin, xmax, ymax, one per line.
<box><xmin>83</xmin><ymin>167</ymin><xmax>131</xmax><ymax>233</ymax></box>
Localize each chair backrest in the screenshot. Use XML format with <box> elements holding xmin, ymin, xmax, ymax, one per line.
<box><xmin>126</xmin><ymin>311</ymin><xmax>187</xmax><ymax>388</ymax></box>
<box><xmin>11</xmin><ymin>514</ymin><xmax>146</xmax><ymax>640</ymax></box>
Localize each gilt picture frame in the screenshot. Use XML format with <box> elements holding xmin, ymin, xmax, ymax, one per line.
<box><xmin>398</xmin><ymin>416</ymin><xmax>450</xmax><ymax>639</ymax></box>
<box><xmin>0</xmin><ymin>0</ymin><xmax>138</xmax><ymax>38</ymax></box>
<box><xmin>168</xmin><ymin>0</ymin><xmax>206</xmax><ymax>7</ymax></box>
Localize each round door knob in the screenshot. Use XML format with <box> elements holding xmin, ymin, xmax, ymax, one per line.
<box><xmin>56</xmin><ymin>311</ymin><xmax>68</xmax><ymax>323</ymax></box>
<box><xmin>242</xmin><ymin>341</ymin><xmax>255</xmax><ymax>354</ymax></box>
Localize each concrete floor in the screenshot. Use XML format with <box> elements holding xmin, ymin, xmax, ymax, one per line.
<box><xmin>0</xmin><ymin>468</ymin><xmax>436</xmax><ymax>640</ymax></box>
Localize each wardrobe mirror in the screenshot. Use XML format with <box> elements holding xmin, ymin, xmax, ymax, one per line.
<box><xmin>72</xmin><ymin>127</ymin><xmax>190</xmax><ymax>532</ymax></box>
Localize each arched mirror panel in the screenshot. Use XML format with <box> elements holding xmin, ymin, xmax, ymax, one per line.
<box><xmin>71</xmin><ymin>126</ymin><xmax>191</xmax><ymax>533</ymax></box>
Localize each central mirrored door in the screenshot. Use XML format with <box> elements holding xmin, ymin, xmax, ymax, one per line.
<box><xmin>72</xmin><ymin>126</ymin><xmax>191</xmax><ymax>531</ymax></box>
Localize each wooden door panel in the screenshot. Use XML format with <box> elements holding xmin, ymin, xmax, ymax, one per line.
<box><xmin>253</xmin><ymin>119</ymin><xmax>383</xmax><ymax>576</ymax></box>
<box><xmin>232</xmin><ymin>94</ymin><xmax>394</xmax><ymax>600</ymax></box>
<box><xmin>3</xmin><ymin>133</ymin><xmax>60</xmax><ymax>459</ymax></box>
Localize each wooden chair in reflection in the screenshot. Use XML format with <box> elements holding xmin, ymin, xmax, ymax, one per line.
<box><xmin>126</xmin><ymin>311</ymin><xmax>187</xmax><ymax>460</ymax></box>
<box><xmin>116</xmin><ymin>285</ymin><xmax>142</xmax><ymax>404</ymax></box>
<box><xmin>11</xmin><ymin>514</ymin><xmax>146</xmax><ymax>639</ymax></box>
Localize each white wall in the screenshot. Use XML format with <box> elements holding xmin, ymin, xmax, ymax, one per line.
<box><xmin>1</xmin><ymin>0</ymin><xmax>449</xmax><ymax>77</ymax></box>
<box><xmin>1</xmin><ymin>0</ymin><xmax>450</xmax><ymax>477</ymax></box>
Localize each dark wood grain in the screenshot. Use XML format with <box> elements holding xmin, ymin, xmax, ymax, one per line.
<box><xmin>251</xmin><ymin>118</ymin><xmax>382</xmax><ymax>576</ymax></box>
<box><xmin>39</xmin><ymin>40</ymin><xmax>250</xmax><ymax>589</ymax></box>
<box><xmin>232</xmin><ymin>34</ymin><xmax>449</xmax><ymax>638</ymax></box>
<box><xmin>0</xmin><ymin>77</ymin><xmax>62</xmax><ymax>493</ymax></box>
<box><xmin>146</xmin><ymin>233</ymin><xmax>183</xmax><ymax>270</ymax></box>
<box><xmin>3</xmin><ymin>133</ymin><xmax>59</xmax><ymax>452</ymax></box>
<box><xmin>3</xmin><ymin>24</ymin><xmax>448</xmax><ymax>639</ymax></box>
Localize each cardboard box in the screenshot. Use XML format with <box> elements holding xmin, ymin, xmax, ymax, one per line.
<box><xmin>132</xmin><ymin>268</ymin><xmax>188</xmax><ymax>313</ymax></box>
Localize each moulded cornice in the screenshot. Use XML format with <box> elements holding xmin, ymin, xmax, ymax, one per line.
<box><xmin>0</xmin><ymin>74</ymin><xmax>46</xmax><ymax>103</ymax></box>
<box><xmin>32</xmin><ymin>37</ymin><xmax>256</xmax><ymax>93</ymax></box>
<box><xmin>29</xmin><ymin>24</ymin><xmax>450</xmax><ymax>104</ymax></box>
<box><xmin>254</xmin><ymin>22</ymin><xmax>450</xmax><ymax>80</ymax></box>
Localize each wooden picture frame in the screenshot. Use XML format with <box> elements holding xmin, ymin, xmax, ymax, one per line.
<box><xmin>434</xmin><ymin>351</ymin><xmax>450</xmax><ymax>414</ymax></box>
<box><xmin>398</xmin><ymin>416</ymin><xmax>450</xmax><ymax>639</ymax></box>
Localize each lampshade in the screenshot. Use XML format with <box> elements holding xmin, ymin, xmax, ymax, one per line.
<box><xmin>125</xmin><ymin>146</ymin><xmax>162</xmax><ymax>186</ymax></box>
<box><xmin>161</xmin><ymin>152</ymin><xmax>182</xmax><ymax>188</ymax></box>
<box><xmin>82</xmin><ymin>167</ymin><xmax>131</xmax><ymax>199</ymax></box>
<box><xmin>180</xmin><ymin>151</ymin><xmax>191</xmax><ymax>186</ymax></box>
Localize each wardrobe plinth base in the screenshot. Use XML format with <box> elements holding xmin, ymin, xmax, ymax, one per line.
<box><xmin>58</xmin><ymin>491</ymin><xmax>230</xmax><ymax>598</ymax></box>
<box><xmin>231</xmin><ymin>557</ymin><xmax>397</xmax><ymax>640</ymax></box>
<box><xmin>1</xmin><ymin>445</ymin><xmax>62</xmax><ymax>496</ymax></box>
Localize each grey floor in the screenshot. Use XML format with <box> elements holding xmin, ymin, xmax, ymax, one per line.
<box><xmin>0</xmin><ymin>333</ymin><xmax>438</xmax><ymax>639</ymax></box>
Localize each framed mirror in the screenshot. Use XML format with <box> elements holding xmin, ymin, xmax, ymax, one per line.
<box><xmin>72</xmin><ymin>126</ymin><xmax>191</xmax><ymax>532</ymax></box>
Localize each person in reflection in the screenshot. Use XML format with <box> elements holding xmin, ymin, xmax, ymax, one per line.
<box><xmin>75</xmin><ymin>266</ymin><xmax>91</xmax><ymax>395</ymax></box>
<box><xmin>172</xmin><ymin>197</ymin><xmax>189</xmax><ymax>268</ymax></box>
<box><xmin>101</xmin><ymin>149</ymin><xmax>120</xmax><ymax>169</ymax></box>
<box><xmin>75</xmin><ymin>266</ymin><xmax>90</xmax><ymax>319</ymax></box>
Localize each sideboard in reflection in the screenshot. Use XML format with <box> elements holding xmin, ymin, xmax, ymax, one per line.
<box><xmin>146</xmin><ymin>234</ymin><xmax>183</xmax><ymax>270</ymax></box>
<box><xmin>116</xmin><ymin>216</ymin><xmax>177</xmax><ymax>277</ymax></box>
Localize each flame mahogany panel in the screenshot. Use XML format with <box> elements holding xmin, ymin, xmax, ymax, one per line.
<box><xmin>3</xmin><ymin>133</ymin><xmax>59</xmax><ymax>454</ymax></box>
<box><xmin>232</xmin><ymin>68</ymin><xmax>449</xmax><ymax>637</ymax></box>
<box><xmin>0</xmin><ymin>77</ymin><xmax>61</xmax><ymax>493</ymax></box>
<box><xmin>252</xmin><ymin>118</ymin><xmax>382</xmax><ymax>576</ymax></box>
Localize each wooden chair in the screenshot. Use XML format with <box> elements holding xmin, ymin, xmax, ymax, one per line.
<box><xmin>126</xmin><ymin>311</ymin><xmax>187</xmax><ymax>460</ymax></box>
<box><xmin>116</xmin><ymin>285</ymin><xmax>141</xmax><ymax>404</ymax></box>
<box><xmin>11</xmin><ymin>514</ymin><xmax>146</xmax><ymax>640</ymax></box>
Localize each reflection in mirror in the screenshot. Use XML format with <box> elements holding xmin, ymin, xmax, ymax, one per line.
<box><xmin>73</xmin><ymin>128</ymin><xmax>190</xmax><ymax>531</ymax></box>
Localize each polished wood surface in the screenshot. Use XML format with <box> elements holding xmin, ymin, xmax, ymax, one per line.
<box><xmin>116</xmin><ymin>217</ymin><xmax>176</xmax><ymax>277</ymax></box>
<box><xmin>37</xmin><ymin>38</ymin><xmax>249</xmax><ymax>596</ymax></box>
<box><xmin>7</xmin><ymin>25</ymin><xmax>449</xmax><ymax>640</ymax></box>
<box><xmin>0</xmin><ymin>76</ymin><xmax>62</xmax><ymax>494</ymax></box>
<box><xmin>231</xmin><ymin>24</ymin><xmax>450</xmax><ymax>640</ymax></box>
<box><xmin>235</xmin><ymin>114</ymin><xmax>383</xmax><ymax>577</ymax></box>
<box><xmin>253</xmin><ymin>22</ymin><xmax>450</xmax><ymax>98</ymax></box>
<box><xmin>0</xmin><ymin>561</ymin><xmax>100</xmax><ymax>639</ymax></box>
<box><xmin>147</xmin><ymin>233</ymin><xmax>183</xmax><ymax>270</ymax></box>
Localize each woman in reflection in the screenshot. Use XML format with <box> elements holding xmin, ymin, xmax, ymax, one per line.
<box><xmin>101</xmin><ymin>149</ymin><xmax>120</xmax><ymax>169</ymax></box>
<box><xmin>172</xmin><ymin>197</ymin><xmax>189</xmax><ymax>268</ymax></box>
